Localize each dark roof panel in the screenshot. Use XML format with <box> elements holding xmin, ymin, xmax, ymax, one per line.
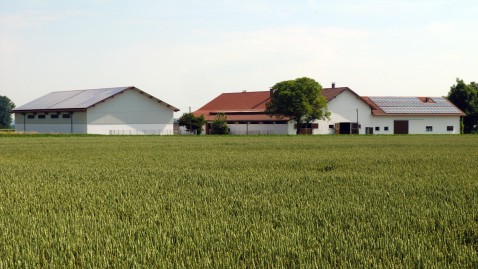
<box><xmin>49</xmin><ymin>87</ymin><xmax>127</xmax><ymax>109</ymax></box>
<box><xmin>15</xmin><ymin>90</ymin><xmax>84</xmax><ymax>110</ymax></box>
<box><xmin>12</xmin><ymin>87</ymin><xmax>180</xmax><ymax>112</ymax></box>
<box><xmin>365</xmin><ymin>96</ymin><xmax>465</xmax><ymax>116</ymax></box>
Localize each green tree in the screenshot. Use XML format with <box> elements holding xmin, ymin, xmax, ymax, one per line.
<box><xmin>265</xmin><ymin>77</ymin><xmax>330</xmax><ymax>134</ymax></box>
<box><xmin>0</xmin><ymin>96</ymin><xmax>15</xmax><ymax>129</ymax></box>
<box><xmin>448</xmin><ymin>78</ymin><xmax>478</xmax><ymax>134</ymax></box>
<box><xmin>178</xmin><ymin>113</ymin><xmax>207</xmax><ymax>135</ymax></box>
<box><xmin>210</xmin><ymin>113</ymin><xmax>229</xmax><ymax>134</ymax></box>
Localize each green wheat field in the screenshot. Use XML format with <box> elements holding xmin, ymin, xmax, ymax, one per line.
<box><xmin>0</xmin><ymin>135</ymin><xmax>477</xmax><ymax>268</ymax></box>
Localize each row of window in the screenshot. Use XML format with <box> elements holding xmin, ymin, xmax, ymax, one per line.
<box><xmin>371</xmin><ymin>126</ymin><xmax>453</xmax><ymax>132</ymax></box>
<box><xmin>27</xmin><ymin>114</ymin><xmax>71</xmax><ymax>119</ymax></box>
<box><xmin>426</xmin><ymin>126</ymin><xmax>454</xmax><ymax>132</ymax></box>
<box><xmin>328</xmin><ymin>125</ymin><xmax>455</xmax><ymax>132</ymax></box>
<box><xmin>225</xmin><ymin>121</ymin><xmax>288</xmax><ymax>125</ymax></box>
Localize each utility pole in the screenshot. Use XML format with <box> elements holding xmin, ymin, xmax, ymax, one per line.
<box><xmin>189</xmin><ymin>107</ymin><xmax>192</xmax><ymax>134</ymax></box>
<box><xmin>356</xmin><ymin>109</ymin><xmax>359</xmax><ymax>134</ymax></box>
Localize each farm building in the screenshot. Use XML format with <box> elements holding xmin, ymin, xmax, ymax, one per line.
<box><xmin>358</xmin><ymin>96</ymin><xmax>465</xmax><ymax>135</ymax></box>
<box><xmin>193</xmin><ymin>91</ymin><xmax>295</xmax><ymax>135</ymax></box>
<box><xmin>194</xmin><ymin>85</ymin><xmax>465</xmax><ymax>135</ymax></box>
<box><xmin>12</xmin><ymin>86</ymin><xmax>179</xmax><ymax>135</ymax></box>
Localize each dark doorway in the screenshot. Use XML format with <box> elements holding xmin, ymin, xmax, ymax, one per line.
<box><xmin>295</xmin><ymin>123</ymin><xmax>318</xmax><ymax>135</ymax></box>
<box><xmin>365</xmin><ymin>127</ymin><xmax>373</xmax><ymax>134</ymax></box>
<box><xmin>394</xmin><ymin>120</ymin><xmax>409</xmax><ymax>134</ymax></box>
<box><xmin>335</xmin><ymin>122</ymin><xmax>359</xmax><ymax>134</ymax></box>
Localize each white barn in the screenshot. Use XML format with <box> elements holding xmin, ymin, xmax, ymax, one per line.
<box><xmin>194</xmin><ymin>86</ymin><xmax>465</xmax><ymax>135</ymax></box>
<box><xmin>358</xmin><ymin>96</ymin><xmax>464</xmax><ymax>134</ymax></box>
<box><xmin>316</xmin><ymin>87</ymin><xmax>465</xmax><ymax>134</ymax></box>
<box><xmin>12</xmin><ymin>86</ymin><xmax>179</xmax><ymax>135</ymax></box>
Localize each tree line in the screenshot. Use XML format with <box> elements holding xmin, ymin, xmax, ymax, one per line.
<box><xmin>448</xmin><ymin>79</ymin><xmax>478</xmax><ymax>133</ymax></box>
<box><xmin>0</xmin><ymin>96</ymin><xmax>15</xmax><ymax>129</ymax></box>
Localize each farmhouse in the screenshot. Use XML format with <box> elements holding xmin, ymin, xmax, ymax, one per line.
<box><xmin>194</xmin><ymin>85</ymin><xmax>465</xmax><ymax>135</ymax></box>
<box><xmin>12</xmin><ymin>86</ymin><xmax>179</xmax><ymax>135</ymax></box>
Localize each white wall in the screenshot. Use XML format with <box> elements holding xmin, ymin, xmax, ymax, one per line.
<box><xmin>366</xmin><ymin>116</ymin><xmax>460</xmax><ymax>134</ymax></box>
<box><xmin>88</xmin><ymin>124</ymin><xmax>174</xmax><ymax>135</ymax></box>
<box><xmin>86</xmin><ymin>89</ymin><xmax>175</xmax><ymax>135</ymax></box>
<box><xmin>316</xmin><ymin>90</ymin><xmax>373</xmax><ymax>134</ymax></box>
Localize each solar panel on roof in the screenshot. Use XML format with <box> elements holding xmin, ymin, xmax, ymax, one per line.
<box><xmin>49</xmin><ymin>87</ymin><xmax>126</xmax><ymax>109</ymax></box>
<box><xmin>15</xmin><ymin>91</ymin><xmax>83</xmax><ymax>110</ymax></box>
<box><xmin>369</xmin><ymin>96</ymin><xmax>461</xmax><ymax>114</ymax></box>
<box><xmin>14</xmin><ymin>87</ymin><xmax>129</xmax><ymax>110</ymax></box>
<box><xmin>382</xmin><ymin>107</ymin><xmax>461</xmax><ymax>114</ymax></box>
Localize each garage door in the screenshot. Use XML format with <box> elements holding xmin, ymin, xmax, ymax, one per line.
<box><xmin>394</xmin><ymin>120</ymin><xmax>409</xmax><ymax>134</ymax></box>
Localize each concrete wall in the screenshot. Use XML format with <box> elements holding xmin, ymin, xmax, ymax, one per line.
<box><xmin>86</xmin><ymin>89</ymin><xmax>175</xmax><ymax>135</ymax></box>
<box><xmin>228</xmin><ymin>122</ymin><xmax>290</xmax><ymax>135</ymax></box>
<box><xmin>14</xmin><ymin>112</ymin><xmax>87</xmax><ymax>133</ymax></box>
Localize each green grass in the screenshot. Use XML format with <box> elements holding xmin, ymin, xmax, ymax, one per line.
<box><xmin>0</xmin><ymin>135</ymin><xmax>477</xmax><ymax>268</ymax></box>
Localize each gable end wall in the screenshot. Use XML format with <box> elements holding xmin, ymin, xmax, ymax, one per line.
<box><xmin>86</xmin><ymin>89</ymin><xmax>175</xmax><ymax>134</ymax></box>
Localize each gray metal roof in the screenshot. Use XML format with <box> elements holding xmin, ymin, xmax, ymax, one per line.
<box><xmin>13</xmin><ymin>87</ymin><xmax>179</xmax><ymax>112</ymax></box>
<box><xmin>369</xmin><ymin>96</ymin><xmax>463</xmax><ymax>114</ymax></box>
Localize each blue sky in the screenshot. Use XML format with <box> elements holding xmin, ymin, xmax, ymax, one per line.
<box><xmin>1</xmin><ymin>0</ymin><xmax>477</xmax><ymax>114</ymax></box>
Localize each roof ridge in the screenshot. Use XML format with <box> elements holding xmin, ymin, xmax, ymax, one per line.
<box><xmin>222</xmin><ymin>90</ymin><xmax>269</xmax><ymax>94</ymax></box>
<box><xmin>367</xmin><ymin>96</ymin><xmax>444</xmax><ymax>98</ymax></box>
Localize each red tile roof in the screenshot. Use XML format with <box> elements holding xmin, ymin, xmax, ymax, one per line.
<box><xmin>197</xmin><ymin>91</ymin><xmax>270</xmax><ymax>111</ymax></box>
<box><xmin>193</xmin><ymin>91</ymin><xmax>276</xmax><ymax>121</ymax></box>
<box><xmin>193</xmin><ymin>87</ymin><xmax>352</xmax><ymax>121</ymax></box>
<box><xmin>322</xmin><ymin>87</ymin><xmax>350</xmax><ymax>101</ymax></box>
<box><xmin>194</xmin><ymin>87</ymin><xmax>464</xmax><ymax>121</ymax></box>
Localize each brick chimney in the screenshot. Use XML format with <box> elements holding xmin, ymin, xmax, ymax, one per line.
<box><xmin>332</xmin><ymin>82</ymin><xmax>335</xmax><ymax>88</ymax></box>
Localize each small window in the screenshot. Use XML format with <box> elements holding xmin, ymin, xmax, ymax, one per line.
<box><xmin>329</xmin><ymin>125</ymin><xmax>334</xmax><ymax>129</ymax></box>
<box><xmin>375</xmin><ymin>126</ymin><xmax>380</xmax><ymax>131</ymax></box>
<box><xmin>51</xmin><ymin>114</ymin><xmax>59</xmax><ymax>119</ymax></box>
<box><xmin>62</xmin><ymin>114</ymin><xmax>71</xmax><ymax>119</ymax></box>
<box><xmin>38</xmin><ymin>114</ymin><xmax>46</xmax><ymax>119</ymax></box>
<box><xmin>426</xmin><ymin>126</ymin><xmax>433</xmax><ymax>132</ymax></box>
<box><xmin>384</xmin><ymin>126</ymin><xmax>389</xmax><ymax>131</ymax></box>
<box><xmin>27</xmin><ymin>115</ymin><xmax>35</xmax><ymax>119</ymax></box>
<box><xmin>447</xmin><ymin>126</ymin><xmax>453</xmax><ymax>131</ymax></box>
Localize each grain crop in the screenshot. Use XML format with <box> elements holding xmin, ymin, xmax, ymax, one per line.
<box><xmin>0</xmin><ymin>135</ymin><xmax>477</xmax><ymax>268</ymax></box>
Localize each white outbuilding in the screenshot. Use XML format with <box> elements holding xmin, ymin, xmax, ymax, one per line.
<box><xmin>12</xmin><ymin>86</ymin><xmax>179</xmax><ymax>135</ymax></box>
